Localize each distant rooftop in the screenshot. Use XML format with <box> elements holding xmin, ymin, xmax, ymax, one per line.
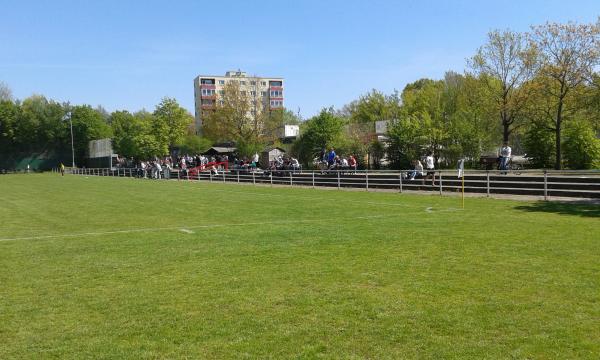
<box><xmin>194</xmin><ymin>70</ymin><xmax>283</xmax><ymax>80</ymax></box>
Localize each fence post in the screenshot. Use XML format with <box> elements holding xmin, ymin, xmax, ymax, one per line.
<box><xmin>544</xmin><ymin>170</ymin><xmax>548</xmax><ymax>201</ymax></box>
<box><xmin>399</xmin><ymin>172</ymin><xmax>403</xmax><ymax>193</ymax></box>
<box><xmin>337</xmin><ymin>171</ymin><xmax>341</xmax><ymax>189</ymax></box>
<box><xmin>486</xmin><ymin>171</ymin><xmax>490</xmax><ymax>197</ymax></box>
<box><xmin>366</xmin><ymin>171</ymin><xmax>369</xmax><ymax>191</ymax></box>
<box><xmin>270</xmin><ymin>172</ymin><xmax>273</xmax><ymax>187</ymax></box>
<box><xmin>237</xmin><ymin>171</ymin><xmax>240</xmax><ymax>183</ymax></box>
<box><xmin>290</xmin><ymin>172</ymin><xmax>293</xmax><ymax>187</ymax></box>
<box><xmin>210</xmin><ymin>171</ymin><xmax>212</xmax><ymax>183</ymax></box>
<box><xmin>223</xmin><ymin>171</ymin><xmax>225</xmax><ymax>183</ymax></box>
<box><xmin>312</xmin><ymin>172</ymin><xmax>315</xmax><ymax>188</ymax></box>
<box><xmin>252</xmin><ymin>172</ymin><xmax>256</xmax><ymax>185</ymax></box>
<box><xmin>439</xmin><ymin>170</ymin><xmax>443</xmax><ymax>196</ymax></box>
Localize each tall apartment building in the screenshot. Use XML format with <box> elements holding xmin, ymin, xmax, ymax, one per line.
<box><xmin>193</xmin><ymin>70</ymin><xmax>284</xmax><ymax>133</ymax></box>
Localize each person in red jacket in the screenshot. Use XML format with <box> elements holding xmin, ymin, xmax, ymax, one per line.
<box><xmin>348</xmin><ymin>155</ymin><xmax>357</xmax><ymax>173</ymax></box>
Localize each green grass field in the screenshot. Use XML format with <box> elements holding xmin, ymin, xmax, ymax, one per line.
<box><xmin>1</xmin><ymin>174</ymin><xmax>599</xmax><ymax>359</ymax></box>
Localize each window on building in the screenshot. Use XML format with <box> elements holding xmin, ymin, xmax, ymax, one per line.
<box><xmin>240</xmin><ymin>81</ymin><xmax>246</xmax><ymax>85</ymax></box>
<box><xmin>250</xmin><ymin>81</ymin><xmax>256</xmax><ymax>85</ymax></box>
<box><xmin>250</xmin><ymin>91</ymin><xmax>256</xmax><ymax>96</ymax></box>
<box><xmin>261</xmin><ymin>91</ymin><xmax>267</xmax><ymax>96</ymax></box>
<box><xmin>261</xmin><ymin>81</ymin><xmax>266</xmax><ymax>86</ymax></box>
<box><xmin>218</xmin><ymin>80</ymin><xmax>225</xmax><ymax>85</ymax></box>
<box><xmin>219</xmin><ymin>90</ymin><xmax>225</xmax><ymax>95</ymax></box>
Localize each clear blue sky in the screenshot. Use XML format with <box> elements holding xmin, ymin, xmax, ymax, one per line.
<box><xmin>1</xmin><ymin>0</ymin><xmax>599</xmax><ymax>119</ymax></box>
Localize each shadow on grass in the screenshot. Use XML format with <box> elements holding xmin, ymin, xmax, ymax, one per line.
<box><xmin>515</xmin><ymin>201</ymin><xmax>600</xmax><ymax>218</ymax></box>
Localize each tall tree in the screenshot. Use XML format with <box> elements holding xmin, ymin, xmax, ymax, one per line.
<box><xmin>0</xmin><ymin>100</ymin><xmax>19</xmax><ymax>152</ymax></box>
<box><xmin>291</xmin><ymin>108</ymin><xmax>344</xmax><ymax>165</ymax></box>
<box><xmin>111</xmin><ymin>110</ymin><xmax>146</xmax><ymax>158</ymax></box>
<box><xmin>70</xmin><ymin>105</ymin><xmax>112</xmax><ymax>164</ymax></box>
<box><xmin>202</xmin><ymin>81</ymin><xmax>283</xmax><ymax>152</ymax></box>
<box><xmin>0</xmin><ymin>81</ymin><xmax>13</xmax><ymax>101</ymax></box>
<box><xmin>529</xmin><ymin>20</ymin><xmax>600</xmax><ymax>169</ymax></box>
<box><xmin>344</xmin><ymin>89</ymin><xmax>401</xmax><ymax>124</ymax></box>
<box><xmin>470</xmin><ymin>30</ymin><xmax>536</xmax><ymax>144</ymax></box>
<box><xmin>16</xmin><ymin>95</ymin><xmax>67</xmax><ymax>152</ymax></box>
<box><xmin>152</xmin><ymin>97</ymin><xmax>194</xmax><ymax>152</ymax></box>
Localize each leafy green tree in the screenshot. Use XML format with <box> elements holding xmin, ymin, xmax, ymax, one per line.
<box><xmin>386</xmin><ymin>115</ymin><xmax>426</xmax><ymax>169</ymax></box>
<box><xmin>15</xmin><ymin>95</ymin><xmax>68</xmax><ymax>152</ymax></box>
<box><xmin>469</xmin><ymin>30</ymin><xmax>536</xmax><ymax>143</ymax></box>
<box><xmin>133</xmin><ymin>134</ymin><xmax>164</xmax><ymax>160</ymax></box>
<box><xmin>291</xmin><ymin>108</ymin><xmax>344</xmax><ymax>165</ymax></box>
<box><xmin>0</xmin><ymin>100</ymin><xmax>18</xmax><ymax>152</ymax></box>
<box><xmin>563</xmin><ymin>121</ymin><xmax>600</xmax><ymax>169</ymax></box>
<box><xmin>176</xmin><ymin>135</ymin><xmax>212</xmax><ymax>155</ymax></box>
<box><xmin>203</xmin><ymin>81</ymin><xmax>282</xmax><ymax>148</ymax></box>
<box><xmin>529</xmin><ymin>20</ymin><xmax>600</xmax><ymax>169</ymax></box>
<box><xmin>282</xmin><ymin>108</ymin><xmax>302</xmax><ymax>125</ymax></box>
<box><xmin>152</xmin><ymin>97</ymin><xmax>194</xmax><ymax>151</ymax></box>
<box><xmin>344</xmin><ymin>89</ymin><xmax>401</xmax><ymax>124</ymax></box>
<box><xmin>524</xmin><ymin>121</ymin><xmax>555</xmax><ymax>168</ymax></box>
<box><xmin>399</xmin><ymin>78</ymin><xmax>449</xmax><ymax>165</ymax></box>
<box><xmin>0</xmin><ymin>81</ymin><xmax>12</xmax><ymax>101</ymax></box>
<box><xmin>70</xmin><ymin>105</ymin><xmax>112</xmax><ymax>164</ymax></box>
<box><xmin>111</xmin><ymin>110</ymin><xmax>147</xmax><ymax>158</ymax></box>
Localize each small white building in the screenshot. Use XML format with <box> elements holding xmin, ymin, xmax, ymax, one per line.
<box><xmin>281</xmin><ymin>125</ymin><xmax>299</xmax><ymax>139</ymax></box>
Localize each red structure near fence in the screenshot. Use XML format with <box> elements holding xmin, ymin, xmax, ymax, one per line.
<box><xmin>187</xmin><ymin>161</ymin><xmax>229</xmax><ymax>177</ymax></box>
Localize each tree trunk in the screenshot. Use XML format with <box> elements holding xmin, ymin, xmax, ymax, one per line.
<box><xmin>555</xmin><ymin>100</ymin><xmax>563</xmax><ymax>170</ymax></box>
<box><xmin>502</xmin><ymin>115</ymin><xmax>510</xmax><ymax>143</ymax></box>
<box><xmin>501</xmin><ymin>92</ymin><xmax>510</xmax><ymax>143</ymax></box>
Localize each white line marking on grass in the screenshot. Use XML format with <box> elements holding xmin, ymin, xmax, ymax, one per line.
<box><xmin>179</xmin><ymin>229</ymin><xmax>194</xmax><ymax>234</ymax></box>
<box><xmin>0</xmin><ymin>214</ymin><xmax>395</xmax><ymax>243</ymax></box>
<box><xmin>424</xmin><ymin>207</ymin><xmax>463</xmax><ymax>213</ymax></box>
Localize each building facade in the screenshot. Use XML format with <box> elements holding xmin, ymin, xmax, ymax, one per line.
<box><xmin>193</xmin><ymin>70</ymin><xmax>284</xmax><ymax>133</ymax></box>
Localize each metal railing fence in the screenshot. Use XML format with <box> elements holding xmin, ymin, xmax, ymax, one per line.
<box><xmin>61</xmin><ymin>167</ymin><xmax>600</xmax><ymax>200</ymax></box>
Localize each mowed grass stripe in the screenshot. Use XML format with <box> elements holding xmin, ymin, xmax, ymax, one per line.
<box><xmin>0</xmin><ymin>173</ymin><xmax>599</xmax><ymax>359</ymax></box>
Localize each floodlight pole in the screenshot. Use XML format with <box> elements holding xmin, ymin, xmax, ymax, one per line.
<box><xmin>69</xmin><ymin>115</ymin><xmax>75</xmax><ymax>168</ymax></box>
<box><xmin>63</xmin><ymin>111</ymin><xmax>75</xmax><ymax>168</ymax></box>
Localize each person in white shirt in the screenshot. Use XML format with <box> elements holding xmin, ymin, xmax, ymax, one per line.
<box><xmin>291</xmin><ymin>157</ymin><xmax>300</xmax><ymax>172</ymax></box>
<box><xmin>154</xmin><ymin>161</ymin><xmax>162</xmax><ymax>179</ymax></box>
<box><xmin>408</xmin><ymin>160</ymin><xmax>424</xmax><ymax>180</ymax></box>
<box><xmin>140</xmin><ymin>161</ymin><xmax>147</xmax><ymax>178</ymax></box>
<box><xmin>424</xmin><ymin>152</ymin><xmax>436</xmax><ymax>186</ymax></box>
<box><xmin>499</xmin><ymin>143</ymin><xmax>512</xmax><ymax>171</ymax></box>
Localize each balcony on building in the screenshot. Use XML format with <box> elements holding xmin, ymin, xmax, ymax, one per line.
<box><xmin>201</xmin><ymin>99</ymin><xmax>215</xmax><ymax>109</ymax></box>
<box><xmin>200</xmin><ymin>78</ymin><xmax>216</xmax><ymax>89</ymax></box>
<box><xmin>269</xmin><ymin>80</ymin><xmax>283</xmax><ymax>90</ymax></box>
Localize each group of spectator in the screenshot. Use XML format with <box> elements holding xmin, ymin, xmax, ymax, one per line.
<box><xmin>266</xmin><ymin>155</ymin><xmax>301</xmax><ymax>176</ymax></box>
<box><xmin>114</xmin><ymin>154</ymin><xmax>230</xmax><ymax>179</ymax></box>
<box><xmin>232</xmin><ymin>153</ymin><xmax>260</xmax><ymax>172</ymax></box>
<box><xmin>317</xmin><ymin>148</ymin><xmax>358</xmax><ymax>173</ymax></box>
